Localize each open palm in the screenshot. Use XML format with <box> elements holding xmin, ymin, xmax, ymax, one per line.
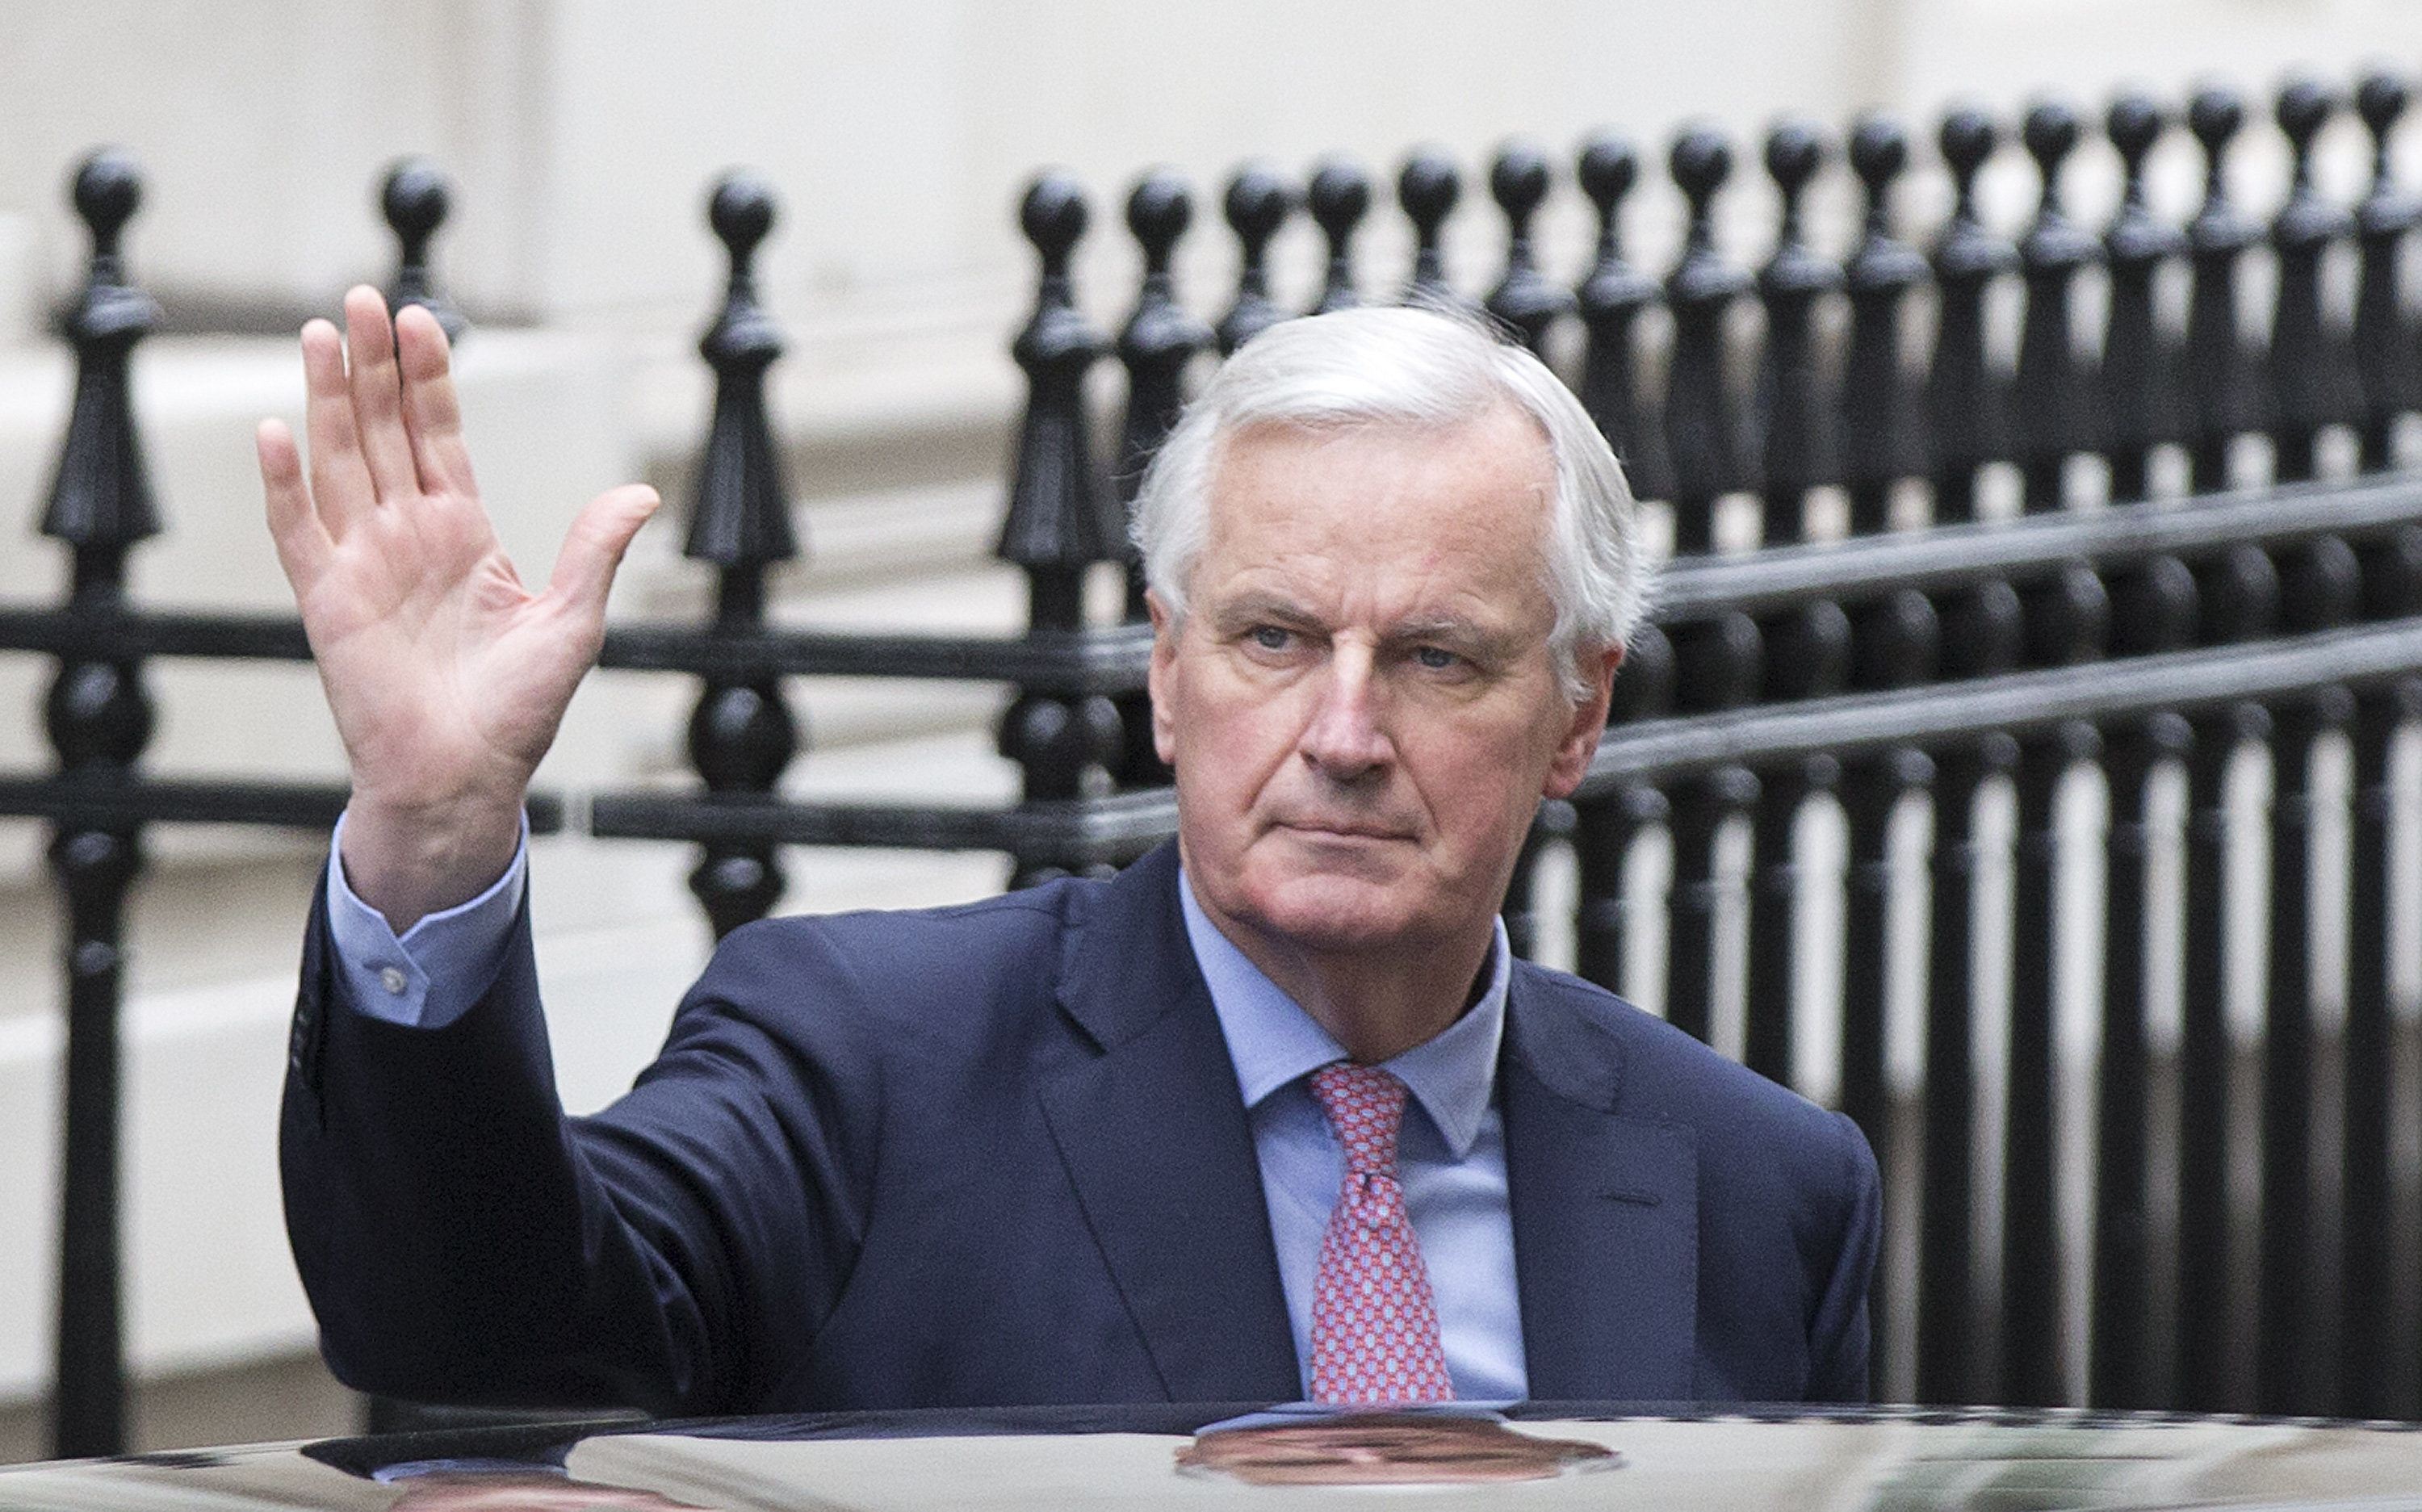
<box><xmin>259</xmin><ymin>287</ymin><xmax>657</xmax><ymax>926</ymax></box>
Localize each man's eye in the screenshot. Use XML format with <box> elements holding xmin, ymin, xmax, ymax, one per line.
<box><xmin>1248</xmin><ymin>626</ymin><xmax>1293</xmax><ymax>651</ymax></box>
<box><xmin>1414</xmin><ymin>645</ymin><xmax>1460</xmax><ymax>671</ymax></box>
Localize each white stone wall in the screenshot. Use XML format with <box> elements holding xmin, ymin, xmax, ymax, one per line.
<box><xmin>7</xmin><ymin>2</ymin><xmax>2419</xmax><ymax>328</ymax></box>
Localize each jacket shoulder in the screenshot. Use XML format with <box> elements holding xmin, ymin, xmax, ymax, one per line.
<box><xmin>675</xmin><ymin>842</ymin><xmax>1188</xmax><ymax>1054</ymax></box>
<box><xmin>683</xmin><ymin>877</ymin><xmax>1086</xmax><ymax>1041</ymax></box>
<box><xmin>1506</xmin><ymin>961</ymin><xmax>1869</xmax><ymax>1163</ymax></box>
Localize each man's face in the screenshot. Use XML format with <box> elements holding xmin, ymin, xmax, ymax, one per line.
<box><xmin>1148</xmin><ymin>405</ymin><xmax>1615</xmax><ymax>968</ymax></box>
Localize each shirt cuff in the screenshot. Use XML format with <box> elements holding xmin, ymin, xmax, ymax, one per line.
<box><xmin>325</xmin><ymin>811</ymin><xmax>530</xmax><ymax>1030</ymax></box>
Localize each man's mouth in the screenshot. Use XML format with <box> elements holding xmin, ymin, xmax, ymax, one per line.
<box><xmin>1272</xmin><ymin>819</ymin><xmax>1410</xmax><ymax>842</ymax></box>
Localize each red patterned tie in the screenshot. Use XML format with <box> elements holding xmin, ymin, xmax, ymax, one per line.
<box><xmin>1306</xmin><ymin>1062</ymin><xmax>1456</xmax><ymax>1405</ymax></box>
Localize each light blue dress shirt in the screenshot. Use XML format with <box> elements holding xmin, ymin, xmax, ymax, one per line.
<box><xmin>1177</xmin><ymin>872</ymin><xmax>1527</xmax><ymax>1402</ymax></box>
<box><xmin>323</xmin><ymin>827</ymin><xmax>1529</xmax><ymax>1401</ymax></box>
<box><xmin>325</xmin><ymin>811</ymin><xmax>528</xmax><ymax>1029</ymax></box>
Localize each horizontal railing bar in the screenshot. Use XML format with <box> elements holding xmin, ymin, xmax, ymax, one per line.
<box><xmin>0</xmin><ymin>777</ymin><xmax>565</xmax><ymax>835</ymax></box>
<box><xmin>0</xmin><ymin>606</ymin><xmax>1157</xmax><ymax>692</ymax></box>
<box><xmin>1584</xmin><ymin>616</ymin><xmax>2422</xmax><ymax>788</ymax></box>
<box><xmin>588</xmin><ymin>787</ymin><xmax>1177</xmax><ymax>862</ymax></box>
<box><xmin>0</xmin><ymin>608</ymin><xmax>313</xmax><ymax>660</ymax></box>
<box><xmin>596</xmin><ymin>622</ymin><xmax>1154</xmax><ymax>689</ymax></box>
<box><xmin>1654</xmin><ymin>473</ymin><xmax>2422</xmax><ymax>621</ymax></box>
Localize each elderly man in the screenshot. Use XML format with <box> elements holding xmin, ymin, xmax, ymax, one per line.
<box><xmin>266</xmin><ymin>289</ymin><xmax>1878</xmax><ymax>1416</ymax></box>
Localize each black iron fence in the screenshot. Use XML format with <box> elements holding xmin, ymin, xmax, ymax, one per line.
<box><xmin>7</xmin><ymin>69</ymin><xmax>2422</xmax><ymax>1455</ymax></box>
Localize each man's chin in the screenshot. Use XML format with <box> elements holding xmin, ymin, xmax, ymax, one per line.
<box><xmin>1230</xmin><ymin>873</ymin><xmax>1427</xmax><ymax>953</ymax></box>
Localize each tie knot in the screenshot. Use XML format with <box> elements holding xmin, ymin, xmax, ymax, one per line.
<box><xmin>1311</xmin><ymin>1062</ymin><xmax>1409</xmax><ymax>1176</ymax></box>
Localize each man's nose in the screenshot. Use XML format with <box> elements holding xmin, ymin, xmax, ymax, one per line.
<box><xmin>1298</xmin><ymin>647</ymin><xmax>1391</xmax><ymax>779</ymax></box>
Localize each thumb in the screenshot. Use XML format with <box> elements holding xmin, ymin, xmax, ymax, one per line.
<box><xmin>549</xmin><ymin>484</ymin><xmax>660</xmax><ymax>619</ymax></box>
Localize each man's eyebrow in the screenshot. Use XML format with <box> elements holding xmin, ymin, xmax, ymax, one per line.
<box><xmin>1200</xmin><ymin>597</ymin><xmax>1527</xmax><ymax>652</ymax></box>
<box><xmin>1206</xmin><ymin>592</ymin><xmax>1321</xmax><ymax>630</ymax></box>
<box><xmin>1384</xmin><ymin>614</ymin><xmax>1519</xmax><ymax>652</ymax></box>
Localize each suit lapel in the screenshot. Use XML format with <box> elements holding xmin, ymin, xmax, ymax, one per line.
<box><xmin>1502</xmin><ymin>973</ymin><xmax>1700</xmax><ymax>1401</ymax></box>
<box><xmin>1034</xmin><ymin>845</ymin><xmax>1301</xmax><ymax>1402</ymax></box>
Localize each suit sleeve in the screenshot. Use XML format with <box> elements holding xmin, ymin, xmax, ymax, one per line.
<box><xmin>1803</xmin><ymin>1109</ymin><xmax>1884</xmax><ymax>1402</ymax></box>
<box><xmin>279</xmin><ymin>880</ymin><xmax>865</xmax><ymax>1415</ymax></box>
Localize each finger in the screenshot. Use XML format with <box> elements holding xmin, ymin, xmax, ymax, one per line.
<box><xmin>342</xmin><ymin>286</ymin><xmax>421</xmax><ymax>503</ymax></box>
<box><xmin>257</xmin><ymin>417</ymin><xmax>332</xmax><ymax>585</ymax></box>
<box><xmin>547</xmin><ymin>484</ymin><xmax>661</xmax><ymax>623</ymax></box>
<box><xmin>300</xmin><ymin>316</ymin><xmax>375</xmax><ymax>538</ymax></box>
<box><xmin>393</xmin><ymin>304</ymin><xmax>479</xmax><ymax>499</ymax></box>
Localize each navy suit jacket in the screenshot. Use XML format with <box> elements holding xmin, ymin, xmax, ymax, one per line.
<box><xmin>282</xmin><ymin>842</ymin><xmax>1879</xmax><ymax>1416</ymax></box>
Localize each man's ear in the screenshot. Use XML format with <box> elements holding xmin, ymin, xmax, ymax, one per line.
<box><xmin>1146</xmin><ymin>588</ymin><xmax>1181</xmax><ymax>769</ymax></box>
<box><xmin>1543</xmin><ymin>644</ymin><xmax>1623</xmax><ymax>799</ymax></box>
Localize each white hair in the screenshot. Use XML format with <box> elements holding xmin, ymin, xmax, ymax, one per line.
<box><xmin>1130</xmin><ymin>304</ymin><xmax>1649</xmax><ymax>700</ymax></box>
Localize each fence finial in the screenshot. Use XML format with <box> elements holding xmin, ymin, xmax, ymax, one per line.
<box><xmin>1575</xmin><ymin>133</ymin><xmax>1673</xmax><ymax>504</ymax></box>
<box><xmin>2269</xmin><ymin>77</ymin><xmax>2357</xmax><ymax>482</ymax></box>
<box><xmin>2013</xmin><ymin>98</ymin><xmax>2100</xmax><ymax>512</ymax></box>
<box><xmin>43</xmin><ymin>149</ymin><xmax>162</xmax><ymax>567</ymax></box>
<box><xmin>1113</xmin><ymin>170</ymin><xmax>1205</xmax><ymax>511</ymax></box>
<box><xmin>999</xmin><ymin>174</ymin><xmax>1121</xmax><ymax>871</ymax></box>
<box><xmin>1113</xmin><ymin>170</ymin><xmax>1209</xmax><ymax>786</ymax></box>
<box><xmin>999</xmin><ymin>171</ymin><xmax>1115</xmax><ymax>623</ymax></box>
<box><xmin>1928</xmin><ymin>107</ymin><xmax>2013</xmax><ymax>521</ymax></box>
<box><xmin>681</xmin><ymin>170</ymin><xmax>800</xmax><ymax>937</ymax></box>
<box><xmin>1217</xmin><ymin>165</ymin><xmax>1295</xmax><ymax>354</ymax></box>
<box><xmin>686</xmin><ymin>172</ymin><xmax>798</xmax><ymax>588</ymax></box>
<box><xmin>380</xmin><ymin>158</ymin><xmax>467</xmax><ymax>342</ymax></box>
<box><xmin>1754</xmin><ymin>117</ymin><xmax>1839</xmax><ymax>538</ymax></box>
<box><xmin>1842</xmin><ymin>112</ymin><xmax>1925</xmax><ymax>531</ymax></box>
<box><xmin>2353</xmin><ymin>70</ymin><xmax>2417</xmax><ymax>469</ymax></box>
<box><xmin>1485</xmin><ymin>140</ymin><xmax>1571</xmax><ymax>353</ymax></box>
<box><xmin>2185</xmin><ymin>84</ymin><xmax>2261</xmax><ymax>491</ymax></box>
<box><xmin>1397</xmin><ymin>148</ymin><xmax>1461</xmax><ymax>306</ymax></box>
<box><xmin>1664</xmin><ymin>124</ymin><xmax>1753</xmax><ymax>551</ymax></box>
<box><xmin>2102</xmin><ymin>92</ymin><xmax>2184</xmax><ymax>502</ymax></box>
<box><xmin>1307</xmin><ymin>159</ymin><xmax>1370</xmax><ymax>313</ymax></box>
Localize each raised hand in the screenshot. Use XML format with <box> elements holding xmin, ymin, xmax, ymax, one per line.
<box><xmin>258</xmin><ymin>287</ymin><xmax>659</xmax><ymax>928</ymax></box>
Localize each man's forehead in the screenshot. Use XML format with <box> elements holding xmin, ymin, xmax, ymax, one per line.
<box><xmin>1195</xmin><ymin>409</ymin><xmax>1559</xmax><ymax>605</ymax></box>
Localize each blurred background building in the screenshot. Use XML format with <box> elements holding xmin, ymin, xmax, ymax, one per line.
<box><xmin>2</xmin><ymin>0</ymin><xmax>2419</xmax><ymax>1459</ymax></box>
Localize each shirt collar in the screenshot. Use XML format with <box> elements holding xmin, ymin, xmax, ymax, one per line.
<box><xmin>1179</xmin><ymin>866</ymin><xmax>1507</xmax><ymax>1158</ymax></box>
